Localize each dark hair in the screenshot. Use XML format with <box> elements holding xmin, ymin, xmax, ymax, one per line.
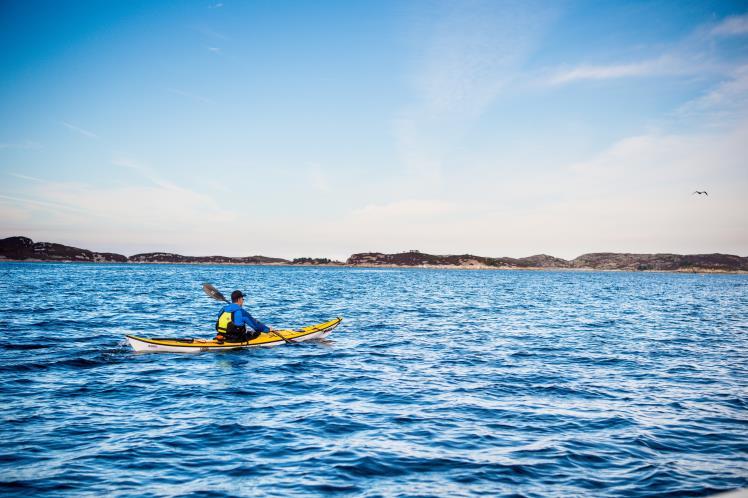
<box><xmin>230</xmin><ymin>290</ymin><xmax>245</xmax><ymax>303</ymax></box>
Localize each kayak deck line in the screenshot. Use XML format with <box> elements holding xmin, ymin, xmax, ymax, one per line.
<box><xmin>125</xmin><ymin>317</ymin><xmax>342</xmax><ymax>353</ymax></box>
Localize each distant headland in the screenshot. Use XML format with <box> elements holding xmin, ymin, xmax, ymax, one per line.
<box><xmin>1</xmin><ymin>236</ymin><xmax>746</xmax><ymax>273</ymax></box>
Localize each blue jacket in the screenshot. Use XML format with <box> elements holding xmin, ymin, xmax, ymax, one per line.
<box><xmin>218</xmin><ymin>303</ymin><xmax>270</xmax><ymax>332</ymax></box>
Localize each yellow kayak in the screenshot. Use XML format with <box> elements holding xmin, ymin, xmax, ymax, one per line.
<box><xmin>125</xmin><ymin>317</ymin><xmax>342</xmax><ymax>353</ymax></box>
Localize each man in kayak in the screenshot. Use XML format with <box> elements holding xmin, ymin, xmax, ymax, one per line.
<box><xmin>215</xmin><ymin>290</ymin><xmax>270</xmax><ymax>343</ymax></box>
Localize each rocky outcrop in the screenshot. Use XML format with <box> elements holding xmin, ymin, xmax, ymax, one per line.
<box><xmin>571</xmin><ymin>252</ymin><xmax>748</xmax><ymax>272</ymax></box>
<box><xmin>291</xmin><ymin>257</ymin><xmax>343</xmax><ymax>265</ymax></box>
<box><xmin>345</xmin><ymin>251</ymin><xmax>568</xmax><ymax>268</ymax></box>
<box><xmin>518</xmin><ymin>254</ymin><xmax>572</xmax><ymax>268</ymax></box>
<box><xmin>128</xmin><ymin>252</ymin><xmax>289</xmax><ymax>264</ymax></box>
<box><xmin>347</xmin><ymin>251</ymin><xmax>498</xmax><ymax>267</ymax></box>
<box><xmin>347</xmin><ymin>250</ymin><xmax>748</xmax><ymax>272</ymax></box>
<box><xmin>0</xmin><ymin>237</ymin><xmax>285</xmax><ymax>264</ymax></box>
<box><xmin>0</xmin><ymin>236</ymin><xmax>35</xmax><ymax>260</ymax></box>
<box><xmin>0</xmin><ymin>236</ymin><xmax>127</xmax><ymax>262</ymax></box>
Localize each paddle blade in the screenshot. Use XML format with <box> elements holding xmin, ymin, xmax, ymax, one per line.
<box><xmin>202</xmin><ymin>283</ymin><xmax>228</xmax><ymax>302</ymax></box>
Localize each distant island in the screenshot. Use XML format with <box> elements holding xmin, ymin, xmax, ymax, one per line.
<box><xmin>0</xmin><ymin>237</ymin><xmax>342</xmax><ymax>266</ymax></box>
<box><xmin>1</xmin><ymin>236</ymin><xmax>746</xmax><ymax>273</ymax></box>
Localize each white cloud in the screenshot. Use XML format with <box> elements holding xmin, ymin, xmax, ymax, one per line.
<box><xmin>61</xmin><ymin>121</ymin><xmax>98</xmax><ymax>139</ymax></box>
<box><xmin>350</xmin><ymin>199</ymin><xmax>458</xmax><ymax>220</ymax></box>
<box><xmin>548</xmin><ymin>59</ymin><xmax>664</xmax><ymax>85</ymax></box>
<box><xmin>208</xmin><ymin>3</ymin><xmax>224</xmax><ymax>9</ymax></box>
<box><xmin>517</xmin><ymin>122</ymin><xmax>748</xmax><ymax>256</ymax></box>
<box><xmin>569</xmin><ymin>127</ymin><xmax>747</xmax><ymax>191</ymax></box>
<box><xmin>544</xmin><ymin>52</ymin><xmax>710</xmax><ymax>85</ymax></box>
<box><xmin>711</xmin><ymin>13</ymin><xmax>748</xmax><ymax>37</ymax></box>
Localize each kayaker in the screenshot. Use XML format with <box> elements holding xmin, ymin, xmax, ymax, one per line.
<box><xmin>215</xmin><ymin>290</ymin><xmax>270</xmax><ymax>343</ymax></box>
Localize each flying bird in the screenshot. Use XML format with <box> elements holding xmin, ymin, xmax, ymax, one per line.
<box><xmin>692</xmin><ymin>191</ymin><xmax>708</xmax><ymax>196</ymax></box>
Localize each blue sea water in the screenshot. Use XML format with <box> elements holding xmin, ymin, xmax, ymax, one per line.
<box><xmin>0</xmin><ymin>263</ymin><xmax>747</xmax><ymax>498</ymax></box>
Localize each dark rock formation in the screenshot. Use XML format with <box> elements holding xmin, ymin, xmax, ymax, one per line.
<box><xmin>0</xmin><ymin>236</ymin><xmax>34</xmax><ymax>260</ymax></box>
<box><xmin>0</xmin><ymin>236</ymin><xmax>127</xmax><ymax>262</ymax></box>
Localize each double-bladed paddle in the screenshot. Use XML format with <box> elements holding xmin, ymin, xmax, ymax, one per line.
<box><xmin>201</xmin><ymin>283</ymin><xmax>293</xmax><ymax>345</ymax></box>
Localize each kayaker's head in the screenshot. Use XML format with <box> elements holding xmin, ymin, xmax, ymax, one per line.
<box><xmin>230</xmin><ymin>290</ymin><xmax>245</xmax><ymax>304</ymax></box>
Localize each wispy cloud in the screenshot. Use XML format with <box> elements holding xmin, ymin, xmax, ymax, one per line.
<box><xmin>192</xmin><ymin>25</ymin><xmax>228</xmax><ymax>41</ymax></box>
<box><xmin>167</xmin><ymin>88</ymin><xmax>214</xmax><ymax>104</ymax></box>
<box><xmin>208</xmin><ymin>2</ymin><xmax>224</xmax><ymax>9</ymax></box>
<box><xmin>396</xmin><ymin>0</ymin><xmax>557</xmax><ymax>181</ymax></box>
<box><xmin>0</xmin><ymin>140</ymin><xmax>42</xmax><ymax>150</ymax></box>
<box><xmin>2</xmin><ymin>181</ymin><xmax>237</xmax><ymax>236</ymax></box>
<box><xmin>1</xmin><ymin>162</ymin><xmax>239</xmax><ymax>245</ymax></box>
<box><xmin>711</xmin><ymin>13</ymin><xmax>748</xmax><ymax>37</ymax></box>
<box><xmin>410</xmin><ymin>1</ymin><xmax>554</xmax><ymax>116</ymax></box>
<box><xmin>0</xmin><ymin>192</ymin><xmax>87</xmax><ymax>213</ymax></box>
<box><xmin>548</xmin><ymin>59</ymin><xmax>667</xmax><ymax>85</ymax></box>
<box><xmin>8</xmin><ymin>172</ymin><xmax>45</xmax><ymax>182</ymax></box>
<box><xmin>675</xmin><ymin>64</ymin><xmax>748</xmax><ymax>125</ymax></box>
<box><xmin>207</xmin><ymin>46</ymin><xmax>221</xmax><ymax>54</ymax></box>
<box><xmin>111</xmin><ymin>156</ymin><xmax>185</xmax><ymax>191</ymax></box>
<box><xmin>351</xmin><ymin>199</ymin><xmax>458</xmax><ymax>220</ymax></box>
<box><xmin>61</xmin><ymin>121</ymin><xmax>98</xmax><ymax>139</ymax></box>
<box><xmin>546</xmin><ymin>13</ymin><xmax>748</xmax><ymax>86</ymax></box>
<box><xmin>307</xmin><ymin>163</ymin><xmax>330</xmax><ymax>192</ymax></box>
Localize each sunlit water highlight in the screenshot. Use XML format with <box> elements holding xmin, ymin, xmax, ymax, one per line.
<box><xmin>1</xmin><ymin>263</ymin><xmax>747</xmax><ymax>497</ymax></box>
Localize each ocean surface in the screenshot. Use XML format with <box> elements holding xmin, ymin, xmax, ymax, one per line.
<box><xmin>0</xmin><ymin>263</ymin><xmax>746</xmax><ymax>497</ymax></box>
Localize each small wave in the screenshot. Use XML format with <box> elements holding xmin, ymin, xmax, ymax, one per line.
<box><xmin>0</xmin><ymin>343</ymin><xmax>50</xmax><ymax>351</ymax></box>
<box><xmin>53</xmin><ymin>357</ymin><xmax>109</xmax><ymax>369</ymax></box>
<box><xmin>0</xmin><ymin>362</ymin><xmax>49</xmax><ymax>373</ymax></box>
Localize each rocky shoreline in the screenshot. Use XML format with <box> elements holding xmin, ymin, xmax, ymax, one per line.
<box><xmin>346</xmin><ymin>251</ymin><xmax>748</xmax><ymax>273</ymax></box>
<box><xmin>1</xmin><ymin>236</ymin><xmax>747</xmax><ymax>273</ymax></box>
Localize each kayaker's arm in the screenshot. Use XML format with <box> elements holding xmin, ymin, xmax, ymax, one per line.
<box><xmin>239</xmin><ymin>309</ymin><xmax>270</xmax><ymax>333</ymax></box>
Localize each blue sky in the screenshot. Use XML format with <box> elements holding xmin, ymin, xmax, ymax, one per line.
<box><xmin>1</xmin><ymin>0</ymin><xmax>747</xmax><ymax>259</ymax></box>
